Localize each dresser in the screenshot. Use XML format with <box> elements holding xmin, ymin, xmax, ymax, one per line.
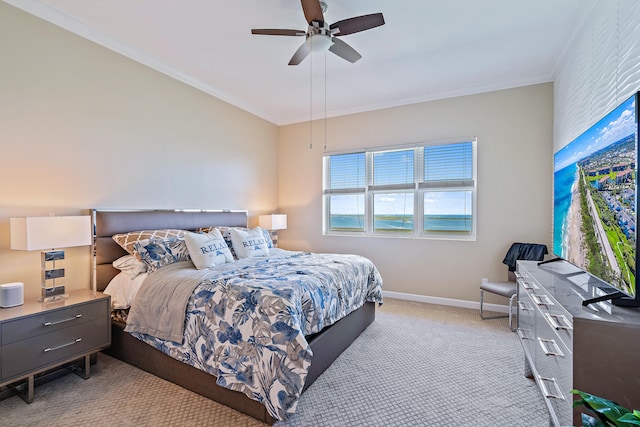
<box><xmin>516</xmin><ymin>260</ymin><xmax>640</xmax><ymax>426</ymax></box>
<box><xmin>0</xmin><ymin>289</ymin><xmax>111</xmax><ymax>402</ymax></box>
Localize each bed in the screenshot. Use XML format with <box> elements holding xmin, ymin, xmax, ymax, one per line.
<box><xmin>91</xmin><ymin>209</ymin><xmax>383</xmax><ymax>423</ymax></box>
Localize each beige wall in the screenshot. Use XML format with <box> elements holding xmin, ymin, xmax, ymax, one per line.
<box><xmin>278</xmin><ymin>84</ymin><xmax>554</xmax><ymax>303</ymax></box>
<box><xmin>0</xmin><ymin>1</ymin><xmax>555</xmax><ymax>306</ymax></box>
<box><xmin>0</xmin><ymin>3</ymin><xmax>279</xmax><ymax>299</ymax></box>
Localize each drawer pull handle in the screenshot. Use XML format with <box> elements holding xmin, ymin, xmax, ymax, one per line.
<box><xmin>517</xmin><ymin>328</ymin><xmax>533</xmax><ymax>340</ymax></box>
<box><xmin>43</xmin><ymin>338</ymin><xmax>82</xmax><ymax>353</ymax></box>
<box><xmin>544</xmin><ymin>313</ymin><xmax>573</xmax><ymax>330</ymax></box>
<box><xmin>538</xmin><ymin>376</ymin><xmax>565</xmax><ymax>400</ymax></box>
<box><xmin>44</xmin><ymin>314</ymin><xmax>82</xmax><ymax>326</ymax></box>
<box><xmin>520</xmin><ymin>280</ymin><xmax>539</xmax><ymax>290</ymax></box>
<box><xmin>531</xmin><ymin>294</ymin><xmax>554</xmax><ymax>306</ymax></box>
<box><xmin>538</xmin><ymin>338</ymin><xmax>565</xmax><ymax>357</ymax></box>
<box><xmin>517</xmin><ymin>301</ymin><xmax>533</xmax><ymax>311</ymax></box>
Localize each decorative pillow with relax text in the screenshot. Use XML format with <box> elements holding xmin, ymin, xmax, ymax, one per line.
<box><xmin>184</xmin><ymin>230</ymin><xmax>233</xmax><ymax>269</ymax></box>
<box><xmin>197</xmin><ymin>226</ymin><xmax>274</xmax><ymax>257</ymax></box>
<box><xmin>133</xmin><ymin>237</ymin><xmax>190</xmax><ymax>272</ymax></box>
<box><xmin>229</xmin><ymin>227</ymin><xmax>269</xmax><ymax>259</ymax></box>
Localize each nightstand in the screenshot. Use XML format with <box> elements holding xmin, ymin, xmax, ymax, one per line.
<box><xmin>0</xmin><ymin>289</ymin><xmax>111</xmax><ymax>403</ymax></box>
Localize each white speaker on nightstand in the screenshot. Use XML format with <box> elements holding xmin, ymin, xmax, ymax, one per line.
<box><xmin>0</xmin><ymin>282</ymin><xmax>24</xmax><ymax>308</ymax></box>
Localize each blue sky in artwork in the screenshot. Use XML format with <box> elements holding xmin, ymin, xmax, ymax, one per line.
<box><xmin>555</xmin><ymin>95</ymin><xmax>637</xmax><ymax>171</ymax></box>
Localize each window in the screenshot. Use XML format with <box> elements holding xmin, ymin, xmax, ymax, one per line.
<box><xmin>324</xmin><ymin>152</ymin><xmax>366</xmax><ymax>232</ymax></box>
<box><xmin>323</xmin><ymin>139</ymin><xmax>477</xmax><ymax>240</ymax></box>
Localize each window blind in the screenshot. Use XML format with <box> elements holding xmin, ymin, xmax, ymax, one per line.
<box><xmin>423</xmin><ymin>141</ymin><xmax>473</xmax><ymax>182</ymax></box>
<box><xmin>323</xmin><ymin>138</ymin><xmax>477</xmax><ymax>239</ymax></box>
<box><xmin>371</xmin><ymin>149</ymin><xmax>415</xmax><ymax>188</ymax></box>
<box><xmin>326</xmin><ymin>152</ymin><xmax>365</xmax><ymax>192</ymax></box>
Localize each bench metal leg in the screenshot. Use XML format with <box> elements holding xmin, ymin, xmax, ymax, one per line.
<box><xmin>480</xmin><ymin>289</ymin><xmax>509</xmax><ymax>320</ymax></box>
<box><xmin>480</xmin><ymin>290</ymin><xmax>517</xmax><ymax>332</ymax></box>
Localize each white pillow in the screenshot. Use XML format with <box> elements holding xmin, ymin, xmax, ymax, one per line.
<box><xmin>113</xmin><ymin>254</ymin><xmax>147</xmax><ymax>278</ymax></box>
<box><xmin>103</xmin><ymin>271</ymin><xmax>148</xmax><ymax>309</ymax></box>
<box><xmin>184</xmin><ymin>230</ymin><xmax>234</xmax><ymax>269</ymax></box>
<box><xmin>229</xmin><ymin>227</ymin><xmax>270</xmax><ymax>259</ymax></box>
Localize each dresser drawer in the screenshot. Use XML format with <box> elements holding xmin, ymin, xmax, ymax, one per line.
<box><xmin>535</xmin><ymin>313</ymin><xmax>572</xmax><ymax>390</ymax></box>
<box><xmin>536</xmin><ymin>374</ymin><xmax>573</xmax><ymax>427</ymax></box>
<box><xmin>1</xmin><ymin>316</ymin><xmax>109</xmax><ymax>381</ymax></box>
<box><xmin>1</xmin><ymin>299</ymin><xmax>109</xmax><ymax>345</ymax></box>
<box><xmin>528</xmin><ymin>288</ymin><xmax>573</xmax><ymax>347</ymax></box>
<box><xmin>517</xmin><ymin>287</ymin><xmax>537</xmax><ymax>359</ymax></box>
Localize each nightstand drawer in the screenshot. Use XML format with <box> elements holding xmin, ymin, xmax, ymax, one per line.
<box><xmin>1</xmin><ymin>299</ymin><xmax>109</xmax><ymax>345</ymax></box>
<box><xmin>1</xmin><ymin>316</ymin><xmax>109</xmax><ymax>381</ymax></box>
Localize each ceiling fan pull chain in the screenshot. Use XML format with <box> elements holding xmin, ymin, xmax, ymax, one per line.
<box><xmin>324</xmin><ymin>51</ymin><xmax>327</xmax><ymax>152</ymax></box>
<box><xmin>310</xmin><ymin>50</ymin><xmax>313</xmax><ymax>150</ymax></box>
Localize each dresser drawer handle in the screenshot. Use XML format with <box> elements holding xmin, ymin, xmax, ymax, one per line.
<box><xmin>43</xmin><ymin>338</ymin><xmax>82</xmax><ymax>353</ymax></box>
<box><xmin>517</xmin><ymin>328</ymin><xmax>533</xmax><ymax>340</ymax></box>
<box><xmin>544</xmin><ymin>313</ymin><xmax>572</xmax><ymax>330</ymax></box>
<box><xmin>531</xmin><ymin>294</ymin><xmax>554</xmax><ymax>306</ymax></box>
<box><xmin>538</xmin><ymin>338</ymin><xmax>565</xmax><ymax>357</ymax></box>
<box><xmin>538</xmin><ymin>376</ymin><xmax>565</xmax><ymax>400</ymax></box>
<box><xmin>517</xmin><ymin>301</ymin><xmax>533</xmax><ymax>311</ymax></box>
<box><xmin>44</xmin><ymin>314</ymin><xmax>82</xmax><ymax>326</ymax></box>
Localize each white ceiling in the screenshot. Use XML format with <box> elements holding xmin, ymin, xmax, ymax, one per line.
<box><xmin>6</xmin><ymin>0</ymin><xmax>591</xmax><ymax>125</ymax></box>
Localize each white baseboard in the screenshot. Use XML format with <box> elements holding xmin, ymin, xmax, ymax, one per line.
<box><xmin>382</xmin><ymin>290</ymin><xmax>510</xmax><ymax>314</ymax></box>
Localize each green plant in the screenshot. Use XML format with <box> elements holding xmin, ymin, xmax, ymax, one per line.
<box><xmin>572</xmin><ymin>389</ymin><xmax>640</xmax><ymax>426</ymax></box>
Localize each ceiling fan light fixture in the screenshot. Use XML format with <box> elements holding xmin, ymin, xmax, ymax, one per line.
<box><xmin>251</xmin><ymin>1</ymin><xmax>384</xmax><ymax>65</ymax></box>
<box><xmin>307</xmin><ymin>34</ymin><xmax>332</xmax><ymax>52</ymax></box>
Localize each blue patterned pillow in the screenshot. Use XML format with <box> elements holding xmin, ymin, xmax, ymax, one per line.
<box><xmin>133</xmin><ymin>237</ymin><xmax>190</xmax><ymax>272</ymax></box>
<box><xmin>261</xmin><ymin>228</ymin><xmax>274</xmax><ymax>249</ymax></box>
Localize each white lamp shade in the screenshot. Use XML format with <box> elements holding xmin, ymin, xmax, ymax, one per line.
<box><xmin>259</xmin><ymin>214</ymin><xmax>287</xmax><ymax>230</ymax></box>
<box><xmin>10</xmin><ymin>216</ymin><xmax>92</xmax><ymax>251</ymax></box>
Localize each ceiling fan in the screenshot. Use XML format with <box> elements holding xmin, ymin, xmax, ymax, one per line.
<box><xmin>251</xmin><ymin>0</ymin><xmax>385</xmax><ymax>65</ymax></box>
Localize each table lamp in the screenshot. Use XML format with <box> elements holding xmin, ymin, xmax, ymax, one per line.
<box><xmin>10</xmin><ymin>215</ymin><xmax>91</xmax><ymax>301</ymax></box>
<box><xmin>259</xmin><ymin>214</ymin><xmax>287</xmax><ymax>247</ymax></box>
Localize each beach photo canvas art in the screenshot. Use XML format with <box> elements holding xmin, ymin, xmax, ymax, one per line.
<box><xmin>553</xmin><ymin>92</ymin><xmax>638</xmax><ymax>298</ymax></box>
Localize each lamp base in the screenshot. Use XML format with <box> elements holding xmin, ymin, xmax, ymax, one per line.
<box><xmin>39</xmin><ymin>285</ymin><xmax>67</xmax><ymax>302</ymax></box>
<box><xmin>38</xmin><ymin>294</ymin><xmax>69</xmax><ymax>303</ymax></box>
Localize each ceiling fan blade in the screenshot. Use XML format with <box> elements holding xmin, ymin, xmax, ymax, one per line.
<box><xmin>289</xmin><ymin>42</ymin><xmax>312</xmax><ymax>65</ymax></box>
<box><xmin>251</xmin><ymin>29</ymin><xmax>306</xmax><ymax>36</ymax></box>
<box><xmin>330</xmin><ymin>13</ymin><xmax>385</xmax><ymax>36</ymax></box>
<box><xmin>301</xmin><ymin>0</ymin><xmax>324</xmax><ymax>25</ymax></box>
<box><xmin>328</xmin><ymin>38</ymin><xmax>362</xmax><ymax>63</ymax></box>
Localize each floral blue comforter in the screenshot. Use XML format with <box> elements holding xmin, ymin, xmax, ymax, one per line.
<box><xmin>128</xmin><ymin>249</ymin><xmax>383</xmax><ymax>420</ymax></box>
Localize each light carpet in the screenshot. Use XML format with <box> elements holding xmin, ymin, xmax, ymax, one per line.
<box><xmin>1</xmin><ymin>299</ymin><xmax>549</xmax><ymax>426</ymax></box>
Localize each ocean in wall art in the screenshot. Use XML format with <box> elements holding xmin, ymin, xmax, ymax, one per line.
<box><xmin>553</xmin><ymin>94</ymin><xmax>637</xmax><ymax>296</ymax></box>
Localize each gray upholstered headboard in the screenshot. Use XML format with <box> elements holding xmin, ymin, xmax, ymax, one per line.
<box><xmin>92</xmin><ymin>209</ymin><xmax>248</xmax><ymax>292</ymax></box>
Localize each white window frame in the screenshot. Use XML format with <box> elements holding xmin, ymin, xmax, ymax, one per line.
<box><xmin>323</xmin><ymin>138</ymin><xmax>477</xmax><ymax>240</ymax></box>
